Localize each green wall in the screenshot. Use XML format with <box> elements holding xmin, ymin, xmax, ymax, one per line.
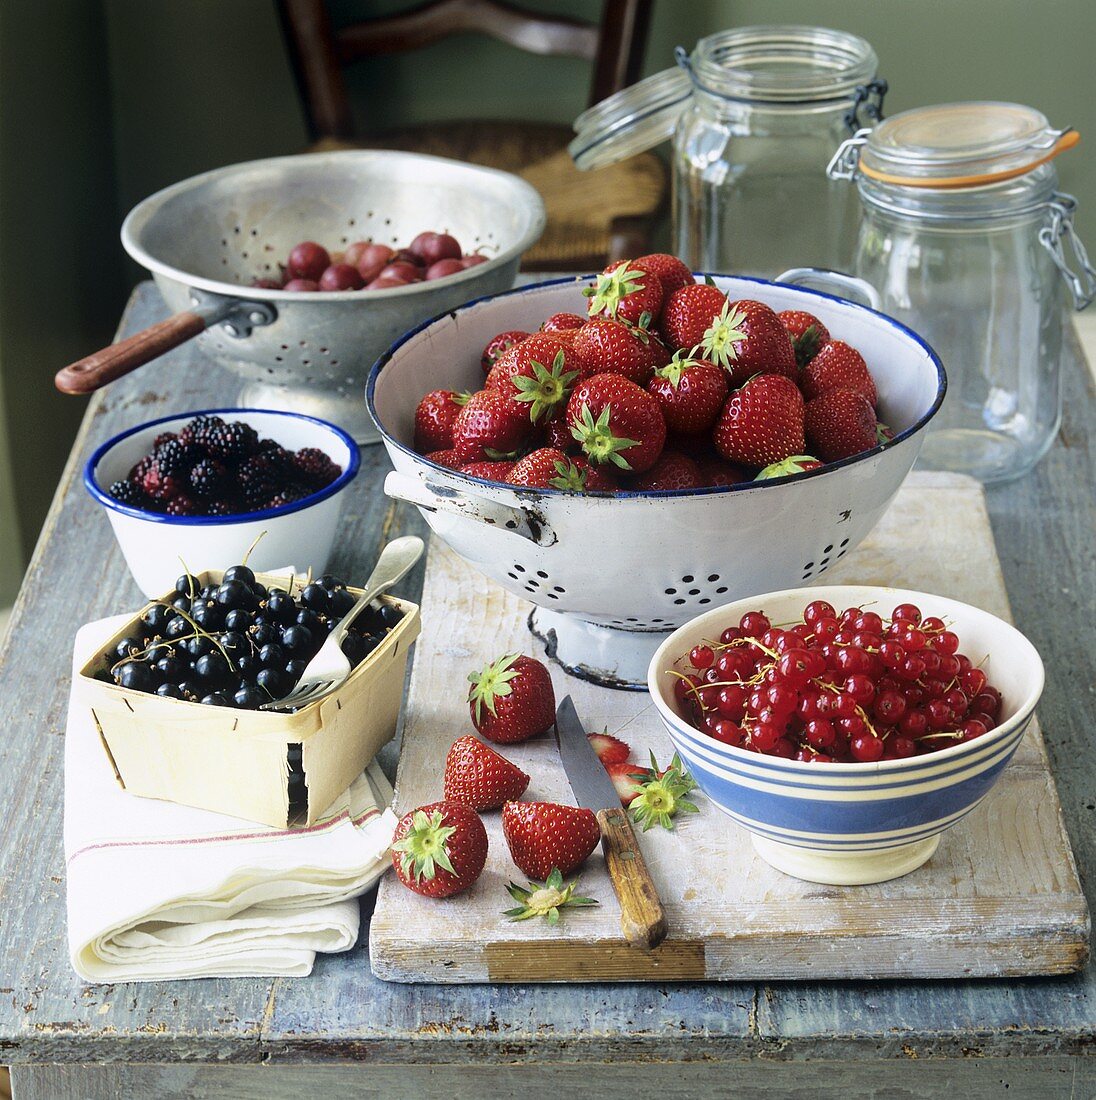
<box><xmin>1</xmin><ymin>0</ymin><xmax>1094</xmax><ymax>589</ymax></box>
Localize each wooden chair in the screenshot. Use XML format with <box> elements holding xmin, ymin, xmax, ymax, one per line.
<box><xmin>277</xmin><ymin>0</ymin><xmax>667</xmax><ymax>270</ymax></box>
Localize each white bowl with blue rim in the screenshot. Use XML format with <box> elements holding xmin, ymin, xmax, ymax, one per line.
<box><xmin>369</xmin><ymin>271</ymin><xmax>946</xmax><ymax>689</ymax></box>
<box><xmin>648</xmin><ymin>585</ymin><xmax>1044</xmax><ymax>885</ymax></box>
<box><xmin>85</xmin><ymin>408</ymin><xmax>359</xmax><ymax>596</ymax></box>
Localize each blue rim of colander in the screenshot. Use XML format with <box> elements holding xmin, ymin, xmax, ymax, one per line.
<box><xmin>84</xmin><ymin>407</ymin><xmax>361</xmax><ymax>526</ymax></box>
<box><xmin>365</xmin><ymin>272</ymin><xmax>947</xmax><ymax>498</ymax></box>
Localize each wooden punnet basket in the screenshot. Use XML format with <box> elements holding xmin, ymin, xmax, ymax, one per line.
<box><xmin>76</xmin><ymin>569</ymin><xmax>420</xmax><ymax>828</ymax></box>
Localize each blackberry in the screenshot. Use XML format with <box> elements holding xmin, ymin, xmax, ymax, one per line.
<box><xmin>179</xmin><ymin>414</ymin><xmax>225</xmax><ymax>449</ymax></box>
<box><xmin>237</xmin><ymin>453</ymin><xmax>283</xmax><ymax>505</ymax></box>
<box><xmin>153</xmin><ymin>438</ymin><xmax>194</xmax><ymax>478</ymax></box>
<box><xmin>204</xmin><ymin>420</ymin><xmax>259</xmax><ymax>461</ymax></box>
<box><xmin>144</xmin><ymin>469</ymin><xmax>185</xmax><ymax>501</ymax></box>
<box><xmin>267</xmin><ymin>487</ymin><xmax>306</xmax><ymax>509</ymax></box>
<box><xmin>205</xmin><ymin>499</ymin><xmax>237</xmax><ymax>517</ymax></box>
<box><xmin>129</xmin><ymin>455</ymin><xmax>155</xmax><ymax>483</ymax></box>
<box><xmin>108</xmin><ymin>479</ymin><xmax>147</xmax><ymax>507</ymax></box>
<box><xmin>292</xmin><ymin>447</ymin><xmax>341</xmax><ymax>489</ymax></box>
<box><xmin>189</xmin><ymin>458</ymin><xmax>229</xmax><ymax>498</ymax></box>
<box><xmin>255</xmin><ymin>438</ymin><xmax>293</xmax><ymax>468</ymax></box>
<box><xmin>165</xmin><ymin>493</ymin><xmax>201</xmax><ymax>516</ymax></box>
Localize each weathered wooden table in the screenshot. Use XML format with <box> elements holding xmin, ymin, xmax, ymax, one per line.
<box><xmin>0</xmin><ymin>283</ymin><xmax>1093</xmax><ymax>1099</ymax></box>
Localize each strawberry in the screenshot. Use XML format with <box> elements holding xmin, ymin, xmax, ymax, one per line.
<box><xmin>587</xmin><ymin>730</ymin><xmax>630</xmax><ymax>765</ymax></box>
<box><xmin>501</xmin><ymin>800</ymin><xmax>601</xmax><ymax>879</ymax></box>
<box><xmin>660</xmin><ymin>282</ymin><xmax>728</xmax><ymax>351</ymax></box>
<box><xmin>486</xmin><ymin>334</ymin><xmax>581</xmax><ymax>423</ymax></box>
<box><xmin>667</xmin><ymin>429</ymin><xmax>716</xmax><ymax>460</ymax></box>
<box><xmin>451</xmin><ymin>389</ymin><xmax>532</xmax><ymax>461</ymax></box>
<box><xmin>414</xmin><ymin>389</ymin><xmax>469</xmax><ymax>453</ymax></box>
<box><xmin>755</xmin><ymin>454</ymin><xmax>823</xmax><ymax>479</ymax></box>
<box><xmin>481</xmin><ymin>329</ymin><xmax>529</xmax><ymax>375</ymax></box>
<box><xmin>391</xmin><ymin>800</ymin><xmax>488</xmax><ymax>898</ymax></box>
<box><xmin>804</xmin><ymin>388</ymin><xmax>878</xmax><ymax>462</ymax></box>
<box><xmin>506</xmin><ymin>448</ymin><xmax>616</xmax><ymax>492</ymax></box>
<box><xmin>468</xmin><ymin>653</ymin><xmax>555</xmax><ymax>745</ymax></box>
<box><xmin>584</xmin><ymin>260</ymin><xmax>663</xmax><ymax>326</ymax></box>
<box><xmin>443</xmin><ymin>735</ymin><xmax>530</xmax><ymax>810</ymax></box>
<box><xmin>630</xmin><ymin>451</ymin><xmax>703</xmax><ymax>491</ymax></box>
<box><xmin>634</xmin><ymin>252</ymin><xmax>694</xmax><ymax>298</ymax></box>
<box><xmin>697</xmin><ymin>457</ymin><xmax>750</xmax><ymax>487</ymax></box>
<box><xmin>572</xmin><ymin>318</ymin><xmax>666</xmax><ymax>387</ymax></box>
<box><xmin>713</xmin><ymin>373</ymin><xmax>806</xmax><ymax>468</ymax></box>
<box><xmin>711</xmin><ymin>299</ymin><xmax>797</xmax><ymax>387</ymax></box>
<box><xmin>605</xmin><ymin>761</ymin><xmax>645</xmax><ymax>806</ymax></box>
<box><xmin>801</xmin><ymin>339</ymin><xmax>878</xmax><ymax>406</ymax></box>
<box><xmin>647</xmin><ymin>352</ymin><xmax>729</xmax><ymax>434</ymax></box>
<box><xmin>564</xmin><ymin>455</ymin><xmax>618</xmax><ymax>492</ymax></box>
<box><xmin>779</xmin><ymin>309</ymin><xmax>831</xmax><ymax>367</ymax></box>
<box><xmin>424</xmin><ymin>447</ymin><xmax>462</xmax><ymax>470</ymax></box>
<box><xmin>540</xmin><ymin>312</ymin><xmax>585</xmax><ymax>333</ymax></box>
<box><xmin>459</xmin><ymin>459</ymin><xmax>515</xmax><ymax>481</ymax></box>
<box><xmin>543</xmin><ymin>412</ymin><xmax>580</xmax><ymax>453</ymax></box>
<box><xmin>567</xmin><ymin>373</ymin><xmax>666</xmax><ymax>473</ymax></box>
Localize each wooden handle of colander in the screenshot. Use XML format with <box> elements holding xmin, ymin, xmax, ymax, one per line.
<box><xmin>55</xmin><ymin>311</ymin><xmax>209</xmax><ymax>394</ymax></box>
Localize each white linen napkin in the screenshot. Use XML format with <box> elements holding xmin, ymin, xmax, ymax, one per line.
<box><xmin>65</xmin><ymin>616</ymin><xmax>398</xmax><ymax>982</ymax></box>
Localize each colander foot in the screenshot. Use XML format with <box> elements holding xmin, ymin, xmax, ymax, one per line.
<box><xmin>528</xmin><ymin>608</ymin><xmax>669</xmax><ymax>691</ymax></box>
<box><xmin>236</xmin><ymin>380</ymin><xmax>380</xmax><ymax>445</ymax></box>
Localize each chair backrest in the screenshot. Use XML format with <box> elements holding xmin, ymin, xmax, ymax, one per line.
<box><xmin>278</xmin><ymin>0</ymin><xmax>654</xmax><ymax>142</ymax></box>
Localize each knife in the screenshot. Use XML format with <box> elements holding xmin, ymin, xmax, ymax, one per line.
<box><xmin>555</xmin><ymin>695</ymin><xmax>668</xmax><ymax>950</ymax></box>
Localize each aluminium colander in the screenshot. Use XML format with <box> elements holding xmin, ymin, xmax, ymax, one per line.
<box><xmin>368</xmin><ymin>271</ymin><xmax>946</xmax><ymax>688</ymax></box>
<box><xmin>57</xmin><ymin>150</ymin><xmax>545</xmax><ymax>443</ymax></box>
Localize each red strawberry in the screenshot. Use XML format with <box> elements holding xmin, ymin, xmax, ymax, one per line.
<box><xmin>779</xmin><ymin>309</ymin><xmax>831</xmax><ymax>367</ymax></box>
<box><xmin>391</xmin><ymin>800</ymin><xmax>488</xmax><ymax>899</ymax></box>
<box><xmin>567</xmin><ymin>373</ymin><xmax>666</xmax><ymax>474</ymax></box>
<box><xmin>505</xmin><ymin>447</ymin><xmax>613</xmax><ymax>492</ymax></box>
<box><xmin>802</xmin><ymin>340</ymin><xmax>877</xmax><ymax>405</ymax></box>
<box><xmin>443</xmin><ymin>735</ymin><xmax>530</xmax><ymax>810</ymax></box>
<box><xmin>629</xmin><ymin>451</ymin><xmax>703</xmax><ymax>491</ymax></box>
<box><xmin>543</xmin><ymin>412</ymin><xmax>580</xmax><ymax>453</ymax></box>
<box><xmin>584</xmin><ymin>260</ymin><xmax>663</xmax><ymax>326</ymax></box>
<box><xmin>424</xmin><ymin>448</ymin><xmax>462</xmax><ymax>470</ymax></box>
<box><xmin>486</xmin><ymin>334</ymin><xmax>582</xmax><ymax>423</ymax></box>
<box><xmin>540</xmin><ymin>312</ymin><xmax>585</xmax><ymax>333</ymax></box>
<box><xmin>647</xmin><ymin>353</ymin><xmax>729</xmax><ymax>434</ymax></box>
<box><xmin>481</xmin><ymin>329</ymin><xmax>529</xmax><ymax>375</ymax></box>
<box><xmin>634</xmin><ymin>252</ymin><xmax>694</xmax><ymax>298</ymax></box>
<box><xmin>713</xmin><ymin>374</ymin><xmax>806</xmax><ymax>468</ymax></box>
<box><xmin>459</xmin><ymin>460</ymin><xmax>515</xmax><ymax>481</ymax></box>
<box><xmin>660</xmin><ymin>282</ymin><xmax>728</xmax><ymax>351</ymax></box>
<box><xmin>501</xmin><ymin>801</ymin><xmax>601</xmax><ymax>879</ymax></box>
<box><xmin>804</xmin><ymin>388</ymin><xmax>878</xmax><ymax>462</ymax></box>
<box><xmin>587</xmin><ymin>731</ymin><xmax>630</xmax><ymax>765</ymax></box>
<box><xmin>451</xmin><ymin>389</ymin><xmax>532</xmax><ymax>461</ymax></box>
<box><xmin>605</xmin><ymin>761</ymin><xmax>646</xmax><ymax>806</ymax></box>
<box><xmin>468</xmin><ymin>653</ymin><xmax>555</xmax><ymax>745</ymax></box>
<box><xmin>707</xmin><ymin>299</ymin><xmax>797</xmax><ymax>387</ymax></box>
<box><xmin>563</xmin><ymin>456</ymin><xmax>618</xmax><ymax>492</ymax></box>
<box><xmin>414</xmin><ymin>389</ymin><xmax>469</xmax><ymax>453</ymax></box>
<box><xmin>755</xmin><ymin>454</ymin><xmax>823</xmax><ymax>479</ymax></box>
<box><xmin>697</xmin><ymin>458</ymin><xmax>750</xmax><ymax>487</ymax></box>
<box><xmin>667</xmin><ymin>429</ymin><xmax>716</xmax><ymax>461</ymax></box>
<box><xmin>572</xmin><ymin>318</ymin><xmax>666</xmax><ymax>387</ymax></box>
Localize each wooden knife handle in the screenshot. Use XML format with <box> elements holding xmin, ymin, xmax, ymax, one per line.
<box><xmin>55</xmin><ymin>311</ymin><xmax>209</xmax><ymax>394</ymax></box>
<box><xmin>596</xmin><ymin>807</ymin><xmax>667</xmax><ymax>950</ymax></box>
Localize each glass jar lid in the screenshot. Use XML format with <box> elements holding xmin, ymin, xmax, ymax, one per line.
<box><xmin>859</xmin><ymin>102</ymin><xmax>1078</xmax><ymax>189</ymax></box>
<box><xmin>570</xmin><ymin>25</ymin><xmax>878</xmax><ymax>172</ymax></box>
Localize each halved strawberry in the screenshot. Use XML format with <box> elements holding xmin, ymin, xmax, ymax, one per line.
<box><xmin>629</xmin><ymin>451</ymin><xmax>703</xmax><ymax>491</ymax></box>
<box><xmin>802</xmin><ymin>340</ymin><xmax>878</xmax><ymax>406</ymax></box>
<box><xmin>451</xmin><ymin>389</ymin><xmax>532</xmax><ymax>461</ymax></box>
<box><xmin>713</xmin><ymin>373</ymin><xmax>805</xmax><ymax>468</ymax></box>
<box><xmin>391</xmin><ymin>801</ymin><xmax>488</xmax><ymax>899</ymax></box>
<box><xmin>605</xmin><ymin>761</ymin><xmax>646</xmax><ymax>806</ymax></box>
<box><xmin>501</xmin><ymin>800</ymin><xmax>601</xmax><ymax>879</ymax></box>
<box><xmin>779</xmin><ymin>309</ymin><xmax>831</xmax><ymax>367</ymax></box>
<box><xmin>584</xmin><ymin>260</ymin><xmax>663</xmax><ymax>326</ymax></box>
<box><xmin>587</xmin><ymin>730</ymin><xmax>630</xmax><ymax>765</ymax></box>
<box><xmin>443</xmin><ymin>735</ymin><xmax>530</xmax><ymax>811</ymax></box>
<box><xmin>572</xmin><ymin>318</ymin><xmax>666</xmax><ymax>387</ymax></box>
<box><xmin>805</xmin><ymin>388</ymin><xmax>878</xmax><ymax>462</ymax></box>
<box><xmin>414</xmin><ymin>389</ymin><xmax>469</xmax><ymax>453</ymax></box>
<box><xmin>660</xmin><ymin>282</ymin><xmax>728</xmax><ymax>351</ymax></box>
<box><xmin>481</xmin><ymin>329</ymin><xmax>529</xmax><ymax>375</ymax></box>
<box><xmin>634</xmin><ymin>252</ymin><xmax>694</xmax><ymax>298</ymax></box>
<box><xmin>468</xmin><ymin>653</ymin><xmax>555</xmax><ymax>745</ymax></box>
<box><xmin>647</xmin><ymin>352</ymin><xmax>729</xmax><ymax>434</ymax></box>
<box><xmin>567</xmin><ymin>373</ymin><xmax>666</xmax><ymax>474</ymax></box>
<box><xmin>486</xmin><ymin>334</ymin><xmax>582</xmax><ymax>423</ymax></box>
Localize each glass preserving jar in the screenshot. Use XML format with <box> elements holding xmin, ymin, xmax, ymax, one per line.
<box><xmin>570</xmin><ymin>25</ymin><xmax>886</xmax><ymax>278</ymax></box>
<box><xmin>829</xmin><ymin>102</ymin><xmax>1095</xmax><ymax>483</ymax></box>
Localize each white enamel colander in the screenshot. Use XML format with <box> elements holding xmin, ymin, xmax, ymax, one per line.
<box><xmin>368</xmin><ymin>272</ymin><xmax>946</xmax><ymax>687</ymax></box>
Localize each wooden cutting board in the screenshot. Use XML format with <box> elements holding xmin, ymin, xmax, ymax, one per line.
<box><xmin>369</xmin><ymin>472</ymin><xmax>1089</xmax><ymax>983</ymax></box>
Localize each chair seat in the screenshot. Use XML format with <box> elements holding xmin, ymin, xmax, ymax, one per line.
<box><xmin>311</xmin><ymin>119</ymin><xmax>667</xmax><ymax>270</ymax></box>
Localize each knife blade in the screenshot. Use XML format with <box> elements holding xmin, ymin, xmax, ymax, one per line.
<box><xmin>555</xmin><ymin>695</ymin><xmax>667</xmax><ymax>950</ymax></box>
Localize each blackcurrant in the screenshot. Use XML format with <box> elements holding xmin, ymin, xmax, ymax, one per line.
<box><xmin>300</xmin><ymin>583</ymin><xmax>329</xmax><ymax>611</ymax></box>
<box><xmin>200</xmin><ymin>692</ymin><xmax>230</xmax><ymax>707</ymax></box>
<box><xmin>281</xmin><ymin>625</ymin><xmax>313</xmax><ymax>656</ymax></box>
<box><xmin>154</xmin><ymin>655</ymin><xmax>185</xmax><ymax>683</ymax></box>
<box><xmin>256</xmin><ymin>667</ymin><xmax>289</xmax><ymax>697</ymax></box>
<box><xmin>191</xmin><ymin>603</ymin><xmax>224</xmax><ymax>631</ymax></box>
<box><xmin>182</xmin><ymin>636</ymin><xmax>213</xmax><ymax>659</ymax></box>
<box><xmin>285</xmin><ymin>658</ymin><xmax>307</xmax><ymax>682</ymax></box>
<box><xmin>157</xmin><ymin>683</ymin><xmax>184</xmax><ymax>700</ymax></box>
<box><xmin>250</xmin><ymin>622</ymin><xmax>278</xmax><ymax>647</ymax></box>
<box><xmin>175</xmin><ymin>573</ymin><xmax>201</xmax><ymax>597</ymax></box>
<box><xmin>114</xmin><ymin>635</ymin><xmax>144</xmax><ymax>662</ymax></box>
<box><xmin>116</xmin><ymin>661</ymin><xmax>154</xmax><ymax>692</ymax></box>
<box><xmin>295</xmin><ymin>608</ymin><xmax>322</xmax><ymax>631</ymax></box>
<box><xmin>236</xmin><ymin>654</ymin><xmax>260</xmax><ymax>679</ymax></box>
<box><xmin>233</xmin><ymin>684</ymin><xmax>267</xmax><ymax>709</ymax></box>
<box><xmin>222</xmin><ymin>564</ymin><xmax>256</xmax><ymax>587</ymax></box>
<box><xmin>195</xmin><ymin>652</ymin><xmax>229</xmax><ymax>682</ymax></box>
<box><xmin>265</xmin><ymin>592</ymin><xmax>296</xmax><ymax>625</ymax></box>
<box><xmin>165</xmin><ymin>616</ymin><xmax>192</xmax><ymax>640</ymax></box>
<box><xmin>224</xmin><ymin>608</ymin><xmax>253</xmax><ymax>632</ymax></box>
<box><xmin>178</xmin><ymin>679</ymin><xmax>203</xmax><ymax>700</ymax></box>
<box><xmin>216</xmin><ymin>580</ymin><xmax>259</xmax><ymax>612</ymax></box>
<box><xmin>328</xmin><ymin>588</ymin><xmax>355</xmax><ymax>618</ymax></box>
<box><xmin>142</xmin><ymin>604</ymin><xmax>173</xmax><ymax>634</ymax></box>
<box><xmin>318</xmin><ymin>574</ymin><xmax>344</xmax><ymax>592</ymax></box>
<box><xmin>259</xmin><ymin>643</ymin><xmax>286</xmax><ymax>668</ymax></box>
<box><xmin>379</xmin><ymin>603</ymin><xmax>403</xmax><ymax>628</ymax></box>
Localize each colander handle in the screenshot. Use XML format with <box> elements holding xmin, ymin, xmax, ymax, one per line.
<box><xmin>384</xmin><ymin>471</ymin><xmax>557</xmax><ymax>547</ymax></box>
<box><xmin>776</xmin><ymin>268</ymin><xmax>881</xmax><ymax>310</ymax></box>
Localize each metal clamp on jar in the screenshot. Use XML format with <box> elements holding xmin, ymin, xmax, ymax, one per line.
<box><xmin>829</xmin><ymin>102</ymin><xmax>1095</xmax><ymax>483</ymax></box>
<box><xmin>570</xmin><ymin>25</ymin><xmax>886</xmax><ymax>278</ymax></box>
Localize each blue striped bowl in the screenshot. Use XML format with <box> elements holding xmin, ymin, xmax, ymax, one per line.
<box><xmin>647</xmin><ymin>586</ymin><xmax>1044</xmax><ymax>885</ymax></box>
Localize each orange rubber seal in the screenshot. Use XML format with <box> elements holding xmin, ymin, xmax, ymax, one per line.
<box><xmin>860</xmin><ymin>129</ymin><xmax>1080</xmax><ymax>190</ymax></box>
